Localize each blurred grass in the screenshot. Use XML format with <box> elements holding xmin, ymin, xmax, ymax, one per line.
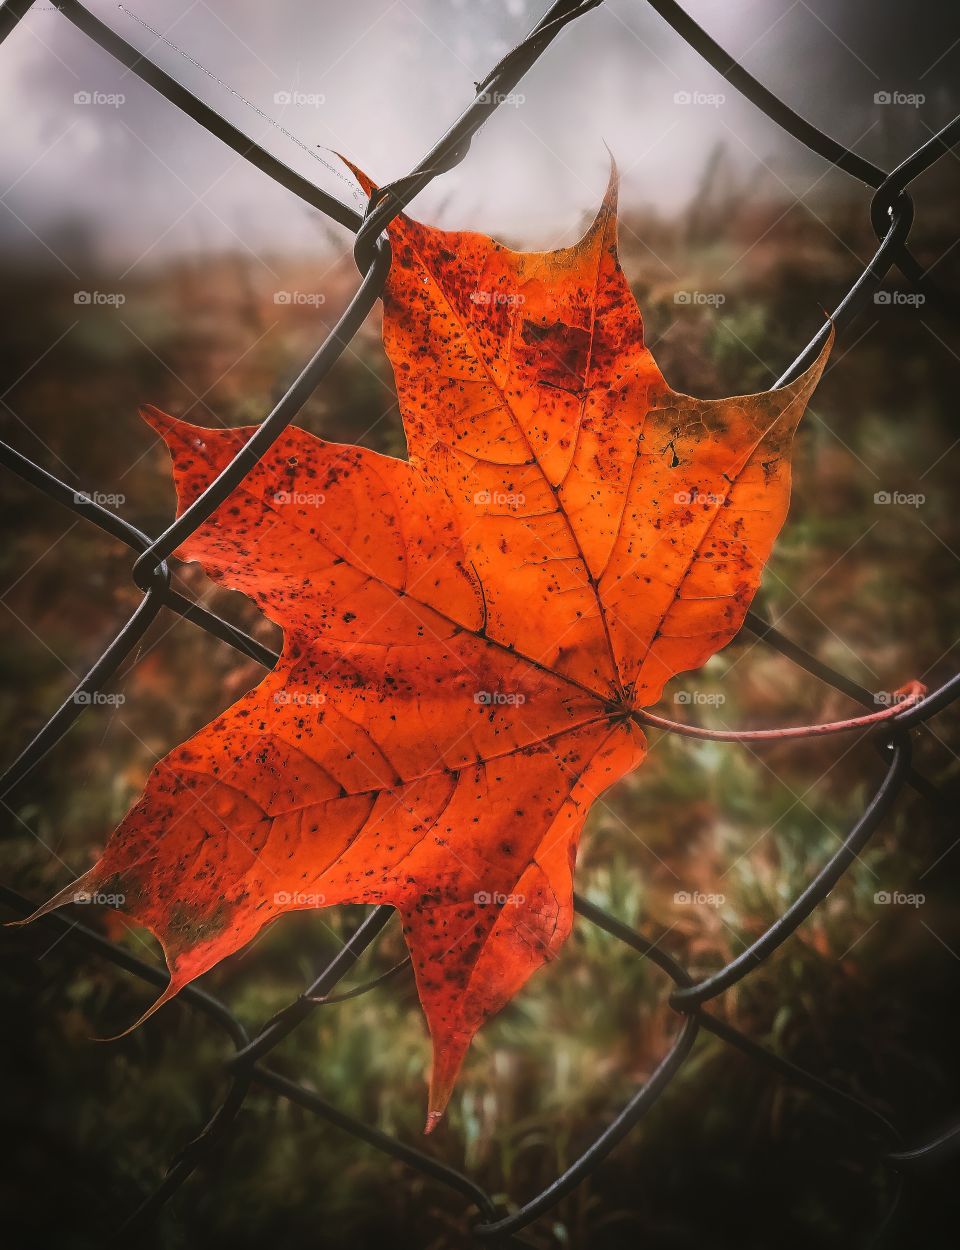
<box><xmin>1</xmin><ymin>163</ymin><xmax>959</xmax><ymax>1249</ymax></box>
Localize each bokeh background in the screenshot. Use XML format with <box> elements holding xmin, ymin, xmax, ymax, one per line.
<box><xmin>1</xmin><ymin>1</ymin><xmax>959</xmax><ymax>1247</ymax></box>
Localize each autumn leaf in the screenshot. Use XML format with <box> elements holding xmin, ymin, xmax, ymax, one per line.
<box><xmin>21</xmin><ymin>162</ymin><xmax>830</xmax><ymax>1129</ymax></box>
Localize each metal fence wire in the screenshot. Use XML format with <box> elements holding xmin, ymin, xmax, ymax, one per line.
<box><xmin>1</xmin><ymin>0</ymin><xmax>959</xmax><ymax>1242</ymax></box>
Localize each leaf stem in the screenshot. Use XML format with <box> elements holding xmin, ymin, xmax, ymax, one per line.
<box><xmin>632</xmin><ymin>681</ymin><xmax>926</xmax><ymax>742</ymax></box>
<box><xmin>303</xmin><ymin>955</ymin><xmax>411</xmax><ymax>1006</ymax></box>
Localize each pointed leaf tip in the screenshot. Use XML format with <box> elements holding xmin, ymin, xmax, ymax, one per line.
<box><xmin>571</xmin><ymin>151</ymin><xmax>620</xmax><ymax>255</ymax></box>
<box><xmin>139</xmin><ymin>405</ymin><xmax>231</xmax><ymax>458</ymax></box>
<box><xmin>89</xmin><ymin>977</ymin><xmax>183</xmax><ymax>1042</ymax></box>
<box><xmin>601</xmin><ymin>142</ymin><xmax>620</xmax><ymax>196</ymax></box>
<box><xmin>139</xmin><ymin>403</ymin><xmax>179</xmax><ymax>437</ymax></box>
<box><xmin>139</xmin><ymin>404</ymin><xmax>200</xmax><ymax>467</ymax></box>
<box><xmin>6</xmin><ymin>870</ymin><xmax>97</xmax><ymax>929</ymax></box>
<box><xmin>423</xmin><ymin>1110</ymin><xmax>443</xmax><ymax>1136</ymax></box>
<box><xmin>334</xmin><ymin>152</ymin><xmax>378</xmax><ymax>199</ymax></box>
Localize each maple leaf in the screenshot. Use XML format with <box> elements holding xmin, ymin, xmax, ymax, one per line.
<box><xmin>22</xmin><ymin>163</ymin><xmax>830</xmax><ymax>1129</ymax></box>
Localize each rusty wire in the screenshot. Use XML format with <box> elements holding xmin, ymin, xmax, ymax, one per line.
<box><xmin>1</xmin><ymin>0</ymin><xmax>958</xmax><ymax>1243</ymax></box>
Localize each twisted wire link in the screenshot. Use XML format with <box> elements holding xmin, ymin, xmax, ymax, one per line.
<box><xmin>0</xmin><ymin>0</ymin><xmax>957</xmax><ymax>1239</ymax></box>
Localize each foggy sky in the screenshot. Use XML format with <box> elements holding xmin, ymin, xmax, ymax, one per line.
<box><xmin>1</xmin><ymin>0</ymin><xmax>957</xmax><ymax>270</ymax></box>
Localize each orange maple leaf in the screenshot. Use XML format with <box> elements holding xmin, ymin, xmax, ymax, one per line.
<box><xmin>23</xmin><ymin>164</ymin><xmax>830</xmax><ymax>1128</ymax></box>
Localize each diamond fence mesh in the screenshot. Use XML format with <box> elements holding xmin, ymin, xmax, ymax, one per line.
<box><xmin>1</xmin><ymin>0</ymin><xmax>958</xmax><ymax>1243</ymax></box>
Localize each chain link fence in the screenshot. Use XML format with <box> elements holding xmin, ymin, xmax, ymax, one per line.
<box><xmin>1</xmin><ymin>0</ymin><xmax>958</xmax><ymax>1242</ymax></box>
